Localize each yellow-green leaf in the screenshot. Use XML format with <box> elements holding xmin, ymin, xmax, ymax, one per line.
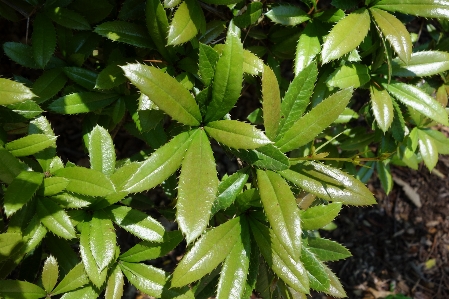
<box><xmin>5</xmin><ymin>134</ymin><xmax>57</xmax><ymax>157</ymax></box>
<box><xmin>119</xmin><ymin>262</ymin><xmax>166</xmax><ymax>298</ymax></box>
<box><xmin>0</xmin><ymin>280</ymin><xmax>46</xmax><ymax>299</ymax></box>
<box><xmin>370</xmin><ymin>84</ymin><xmax>394</xmax><ymax>132</ymax></box>
<box><xmin>52</xmin><ymin>263</ymin><xmax>89</xmax><ymax>295</ymax></box>
<box><xmin>417</xmin><ymin>129</ymin><xmax>438</xmax><ymax>171</ymax></box>
<box><xmin>326</xmin><ymin>63</ymin><xmax>370</xmax><ymax>89</ymax></box>
<box><xmin>4</xmin><ymin>171</ymin><xmax>43</xmax><ymax>217</ymax></box>
<box><xmin>105</xmin><ymin>264</ymin><xmax>124</xmax><ymax>299</ymax></box>
<box><xmin>0</xmin><ymin>78</ymin><xmax>36</xmax><ymax>106</ymax></box>
<box><xmin>37</xmin><ymin>197</ymin><xmax>76</xmax><ymax>239</ymax></box>
<box><xmin>90</xmin><ymin>212</ymin><xmax>116</xmax><ymax>271</ymax></box>
<box><xmin>167</xmin><ymin>0</ymin><xmax>205</xmax><ymax>46</ymax></box>
<box><xmin>88</xmin><ymin>125</ymin><xmax>116</xmax><ymax>175</ymax></box>
<box><xmin>41</xmin><ymin>255</ymin><xmax>59</xmax><ymax>293</ymax></box>
<box><xmin>374</xmin><ymin>0</ymin><xmax>449</xmax><ymax>19</ymax></box>
<box><xmin>262</xmin><ymin>65</ymin><xmax>281</xmax><ymax>140</ymax></box>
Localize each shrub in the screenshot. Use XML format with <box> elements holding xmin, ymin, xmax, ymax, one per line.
<box><xmin>0</xmin><ymin>0</ymin><xmax>448</xmax><ymax>298</ymax></box>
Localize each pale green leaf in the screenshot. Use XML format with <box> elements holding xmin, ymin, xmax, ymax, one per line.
<box><xmin>321</xmin><ymin>9</ymin><xmax>370</xmax><ymax>63</ymax></box>
<box><xmin>301</xmin><ymin>202</ymin><xmax>342</xmax><ymax>231</ymax></box>
<box><xmin>294</xmin><ymin>23</ymin><xmax>321</xmax><ymax>75</ymax></box>
<box><xmin>79</xmin><ymin>222</ymin><xmax>108</xmax><ymax>288</ymax></box>
<box><xmin>199</xmin><ymin>43</ymin><xmax>219</xmax><ymax>86</ymax></box>
<box><xmin>48</xmin><ymin>92</ymin><xmax>119</xmax><ymax>114</ymax></box>
<box><xmin>41</xmin><ymin>255</ymin><xmax>59</xmax><ymax>293</ymax></box>
<box><xmin>243</xmin><ymin>49</ymin><xmax>264</xmax><ymax>75</ymax></box>
<box><xmin>121</xmin><ymin>64</ymin><xmax>201</xmax><ymax>126</ymax></box>
<box><xmin>177</xmin><ymin>130</ymin><xmax>218</xmax><ymax>243</ymax></box>
<box><xmin>249</xmin><ymin>219</ymin><xmax>309</xmax><ymax>294</ymax></box>
<box><xmin>4</xmin><ymin>171</ymin><xmax>43</xmax><ymax>217</ymax></box>
<box><xmin>257</xmin><ymin>170</ymin><xmax>302</xmax><ymax>259</ymax></box>
<box><xmin>94</xmin><ymin>21</ymin><xmax>153</xmax><ymax>48</ymax></box>
<box><xmin>205</xmin><ymin>30</ymin><xmax>243</xmax><ymax>122</ymax></box>
<box><xmin>172</xmin><ymin>217</ymin><xmax>241</xmax><ymax>288</ymax></box>
<box><xmin>390</xmin><ymin>51</ymin><xmax>449</xmax><ymax>77</ymax></box>
<box><xmin>307</xmin><ymin>237</ymin><xmax>351</xmax><ymax>262</ymax></box>
<box><xmin>88</xmin><ymin>125</ymin><xmax>116</xmax><ymax>175</ymax></box>
<box><xmin>52</xmin><ymin>263</ymin><xmax>89</xmax><ymax>295</ymax></box>
<box><xmin>119</xmin><ymin>262</ymin><xmax>166</xmax><ymax>297</ymax></box>
<box><xmin>105</xmin><ymin>264</ymin><xmax>124</xmax><ymax>299</ymax></box>
<box><xmin>417</xmin><ymin>129</ymin><xmax>438</xmax><ymax>171</ymax></box>
<box><xmin>60</xmin><ymin>285</ymin><xmax>99</xmax><ymax>299</ymax></box>
<box><xmin>326</xmin><ymin>63</ymin><xmax>370</xmax><ymax>89</ymax></box>
<box><xmin>281</xmin><ymin>161</ymin><xmax>376</xmax><ymax>206</ymax></box>
<box><xmin>374</xmin><ymin>0</ymin><xmax>449</xmax><ymax>18</ymax></box>
<box><xmin>90</xmin><ymin>212</ymin><xmax>116</xmax><ymax>271</ymax></box>
<box><xmin>0</xmin><ymin>78</ymin><xmax>36</xmax><ymax>106</ymax></box>
<box><xmin>0</xmin><ymin>280</ymin><xmax>46</xmax><ymax>299</ymax></box>
<box><xmin>231</xmin><ymin>144</ymin><xmax>290</xmax><ymax>171</ymax></box>
<box><xmin>114</xmin><ymin>131</ymin><xmax>192</xmax><ymax>193</ymax></box>
<box><xmin>47</xmin><ymin>7</ymin><xmax>91</xmax><ymax>30</ymax></box>
<box><xmin>167</xmin><ymin>0</ymin><xmax>205</xmax><ymax>45</ymax></box>
<box><xmin>383</xmin><ymin>81</ymin><xmax>449</xmax><ymax>126</ymax></box>
<box><xmin>54</xmin><ymin>166</ymin><xmax>115</xmax><ymax>197</ymax></box>
<box><xmin>275</xmin><ymin>89</ymin><xmax>353</xmax><ymax>153</ymax></box>
<box><xmin>262</xmin><ymin>65</ymin><xmax>281</xmax><ymax>140</ymax></box>
<box><xmin>266</xmin><ymin>5</ymin><xmax>310</xmax><ymax>26</ymax></box>
<box><xmin>37</xmin><ymin>197</ymin><xmax>76</xmax><ymax>239</ymax></box>
<box><xmin>119</xmin><ymin>230</ymin><xmax>183</xmax><ymax>262</ymax></box>
<box><xmin>205</xmin><ymin>120</ymin><xmax>271</xmax><ymax>149</ymax></box>
<box><xmin>370</xmin><ymin>84</ymin><xmax>394</xmax><ymax>132</ymax></box>
<box><xmin>32</xmin><ymin>13</ymin><xmax>56</xmax><ymax>68</ymax></box>
<box><xmin>422</xmin><ymin>129</ymin><xmax>449</xmax><ymax>154</ymax></box>
<box><xmin>105</xmin><ymin>205</ymin><xmax>164</xmax><ymax>242</ymax></box>
<box><xmin>370</xmin><ymin>8</ymin><xmax>412</xmax><ymax>63</ymax></box>
<box><xmin>5</xmin><ymin>134</ymin><xmax>57</xmax><ymax>157</ymax></box>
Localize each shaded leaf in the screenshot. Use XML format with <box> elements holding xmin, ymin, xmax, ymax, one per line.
<box><xmin>146</xmin><ymin>0</ymin><xmax>172</xmax><ymax>61</ymax></box>
<box><xmin>63</xmin><ymin>67</ymin><xmax>97</xmax><ymax>90</ymax></box>
<box><xmin>37</xmin><ymin>197</ymin><xmax>76</xmax><ymax>239</ymax></box>
<box><xmin>234</xmin><ymin>2</ymin><xmax>263</xmax><ymax>28</ymax></box>
<box><xmin>48</xmin><ymin>92</ymin><xmax>119</xmax><ymax>114</ymax></box>
<box><xmin>199</xmin><ymin>43</ymin><xmax>219</xmax><ymax>86</ymax></box>
<box><xmin>4</xmin><ymin>171</ymin><xmax>43</xmax><ymax>217</ymax></box>
<box><xmin>32</xmin><ymin>69</ymin><xmax>67</xmax><ymax>104</ymax></box>
<box><xmin>0</xmin><ymin>280</ymin><xmax>46</xmax><ymax>299</ymax></box>
<box><xmin>266</xmin><ymin>5</ymin><xmax>310</xmax><ymax>26</ymax></box>
<box><xmin>211</xmin><ymin>168</ymin><xmax>249</xmax><ymax>215</ymax></box>
<box><xmin>95</xmin><ymin>64</ymin><xmax>127</xmax><ymax>89</ymax></box>
<box><xmin>376</xmin><ymin>160</ymin><xmax>393</xmax><ymax>194</ymax></box>
<box><xmin>32</xmin><ymin>13</ymin><xmax>56</xmax><ymax>68</ymax></box>
<box><xmin>307</xmin><ymin>237</ymin><xmax>351</xmax><ymax>262</ymax></box>
<box><xmin>46</xmin><ymin>7</ymin><xmax>91</xmax><ymax>30</ymax></box>
<box><xmin>95</xmin><ymin>21</ymin><xmax>153</xmax><ymax>48</ymax></box>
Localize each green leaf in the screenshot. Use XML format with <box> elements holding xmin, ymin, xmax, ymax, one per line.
<box><xmin>294</xmin><ymin>23</ymin><xmax>321</xmax><ymax>75</ymax></box>
<box><xmin>383</xmin><ymin>81</ymin><xmax>449</xmax><ymax>126</ymax></box>
<box><xmin>326</xmin><ymin>63</ymin><xmax>370</xmax><ymax>89</ymax></box>
<box><xmin>321</xmin><ymin>9</ymin><xmax>370</xmax><ymax>63</ymax></box>
<box><xmin>322</xmin><ymin>264</ymin><xmax>346</xmax><ymax>298</ymax></box>
<box><xmin>307</xmin><ymin>237</ymin><xmax>351</xmax><ymax>262</ymax></box>
<box><xmin>234</xmin><ymin>2</ymin><xmax>263</xmax><ymax>28</ymax></box>
<box><xmin>119</xmin><ymin>230</ymin><xmax>183</xmax><ymax>262</ymax></box>
<box><xmin>0</xmin><ymin>280</ymin><xmax>46</xmax><ymax>299</ymax></box>
<box><xmin>301</xmin><ymin>246</ymin><xmax>330</xmax><ymax>292</ymax></box>
<box><xmin>249</xmin><ymin>219</ymin><xmax>309</xmax><ymax>294</ymax></box>
<box><xmin>79</xmin><ymin>223</ymin><xmax>108</xmax><ymax>288</ymax></box>
<box><xmin>54</xmin><ymin>166</ymin><xmax>115</xmax><ymax>197</ymax></box>
<box><xmin>42</xmin><ymin>255</ymin><xmax>59</xmax><ymax>293</ymax></box>
<box><xmin>275</xmin><ymin>89</ymin><xmax>353</xmax><ymax>153</ymax></box>
<box><xmin>232</xmin><ymin>144</ymin><xmax>290</xmax><ymax>171</ymax></box>
<box><xmin>69</xmin><ymin>0</ymin><xmax>113</xmax><ymax>24</ymax></box>
<box><xmin>59</xmin><ymin>285</ymin><xmax>99</xmax><ymax>299</ymax></box>
<box><xmin>105</xmin><ymin>264</ymin><xmax>124</xmax><ymax>299</ymax></box>
<box><xmin>88</xmin><ymin>125</ymin><xmax>115</xmax><ymax>175</ymax></box>
<box><xmin>422</xmin><ymin>129</ymin><xmax>449</xmax><ymax>155</ymax></box>
<box><xmin>95</xmin><ymin>64</ymin><xmax>127</xmax><ymax>90</ymax></box>
<box><xmin>177</xmin><ymin>130</ymin><xmax>218</xmax><ymax>243</ymax></box>
<box><xmin>205</xmin><ymin>29</ymin><xmax>244</xmax><ymax>122</ymax></box>
<box><xmin>46</xmin><ymin>7</ymin><xmax>91</xmax><ymax>30</ymax></box>
<box><xmin>122</xmin><ymin>64</ymin><xmax>201</xmax><ymax>126</ymax></box>
<box><xmin>94</xmin><ymin>21</ymin><xmax>153</xmax><ymax>48</ymax></box>
<box><xmin>374</xmin><ymin>0</ymin><xmax>449</xmax><ymax>18</ymax></box>
<box><xmin>417</xmin><ymin>129</ymin><xmax>438</xmax><ymax>171</ymax></box>
<box><xmin>389</xmin><ymin>51</ymin><xmax>449</xmax><ymax>77</ymax></box>
<box><xmin>370</xmin><ymin>84</ymin><xmax>394</xmax><ymax>132</ymax></box>
<box><xmin>0</xmin><ymin>233</ymin><xmax>22</xmax><ymax>262</ymax></box>
<box><xmin>167</xmin><ymin>0</ymin><xmax>206</xmax><ymax>45</ymax></box>
<box><xmin>216</xmin><ymin>218</ymin><xmax>250</xmax><ymax>299</ymax></box>
<box><xmin>146</xmin><ymin>0</ymin><xmax>172</xmax><ymax>61</ymax></box>
<box><xmin>63</xmin><ymin>67</ymin><xmax>97</xmax><ymax>90</ymax></box>
<box><xmin>37</xmin><ymin>197</ymin><xmax>76</xmax><ymax>239</ymax></box>
<box><xmin>0</xmin><ymin>147</ymin><xmax>25</xmax><ymax>185</ymax></box>
<box><xmin>52</xmin><ymin>263</ymin><xmax>89</xmax><ymax>295</ymax></box>
<box><xmin>201</xmin><ymin>0</ymin><xmax>243</xmax><ymax>4</ymax></box>
<box><xmin>5</xmin><ymin>134</ymin><xmax>57</xmax><ymax>157</ymax></box>
<box><xmin>262</xmin><ymin>65</ymin><xmax>281</xmax><ymax>140</ymax></box>
<box><xmin>257</xmin><ymin>170</ymin><xmax>302</xmax><ymax>259</ymax></box>
<box><xmin>4</xmin><ymin>100</ymin><xmax>43</xmax><ymax>120</ymax></box>
<box><xmin>105</xmin><ymin>205</ymin><xmax>164</xmax><ymax>242</ymax></box>
<box><xmin>301</xmin><ymin>202</ymin><xmax>342</xmax><ymax>230</ymax></box>
<box><xmin>243</xmin><ymin>49</ymin><xmax>264</xmax><ymax>76</ymax></box>
<box><xmin>266</xmin><ymin>5</ymin><xmax>310</xmax><ymax>26</ymax></box>
<box><xmin>4</xmin><ymin>171</ymin><xmax>43</xmax><ymax>217</ymax></box>
<box><xmin>48</xmin><ymin>92</ymin><xmax>119</xmax><ymax>114</ymax></box>
<box><xmin>32</xmin><ymin>69</ymin><xmax>67</xmax><ymax>104</ymax></box>
<box><xmin>119</xmin><ymin>262</ymin><xmax>166</xmax><ymax>298</ymax></box>
<box><xmin>114</xmin><ymin>131</ymin><xmax>192</xmax><ymax>193</ymax></box>
<box><xmin>172</xmin><ymin>217</ymin><xmax>241</xmax><ymax>288</ymax></box>
<box><xmin>211</xmin><ymin>168</ymin><xmax>249</xmax><ymax>215</ymax></box>
<box><xmin>199</xmin><ymin>43</ymin><xmax>219</xmax><ymax>86</ymax></box>
<box><xmin>205</xmin><ymin>120</ymin><xmax>271</xmax><ymax>150</ymax></box>
<box><xmin>369</xmin><ymin>8</ymin><xmax>412</xmax><ymax>63</ymax></box>
<box><xmin>90</xmin><ymin>212</ymin><xmax>116</xmax><ymax>271</ymax></box>
<box><xmin>280</xmin><ymin>62</ymin><xmax>317</xmax><ymax>138</ymax></box>
<box><xmin>32</xmin><ymin>13</ymin><xmax>56</xmax><ymax>68</ymax></box>
<box><xmin>0</xmin><ymin>78</ymin><xmax>36</xmax><ymax>106</ymax></box>
<box><xmin>3</xmin><ymin>42</ymin><xmax>40</xmax><ymax>69</ymax></box>
<box><xmin>281</xmin><ymin>161</ymin><xmax>376</xmax><ymax>206</ymax></box>
<box><xmin>376</xmin><ymin>160</ymin><xmax>393</xmax><ymax>194</ymax></box>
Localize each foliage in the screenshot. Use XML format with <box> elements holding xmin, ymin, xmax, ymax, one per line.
<box><xmin>0</xmin><ymin>0</ymin><xmax>448</xmax><ymax>298</ymax></box>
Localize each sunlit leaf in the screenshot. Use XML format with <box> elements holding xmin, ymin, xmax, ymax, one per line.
<box><xmin>41</xmin><ymin>255</ymin><xmax>59</xmax><ymax>293</ymax></box>
<box><xmin>119</xmin><ymin>262</ymin><xmax>166</xmax><ymax>298</ymax></box>
<box><xmin>37</xmin><ymin>197</ymin><xmax>76</xmax><ymax>239</ymax></box>
<box><xmin>52</xmin><ymin>263</ymin><xmax>89</xmax><ymax>295</ymax></box>
<box><xmin>89</xmin><ymin>212</ymin><xmax>116</xmax><ymax>271</ymax></box>
<box><xmin>326</xmin><ymin>63</ymin><xmax>370</xmax><ymax>89</ymax></box>
<box><xmin>370</xmin><ymin>84</ymin><xmax>394</xmax><ymax>132</ymax></box>
<box><xmin>88</xmin><ymin>125</ymin><xmax>116</xmax><ymax>175</ymax></box>
<box><xmin>0</xmin><ymin>280</ymin><xmax>46</xmax><ymax>299</ymax></box>
<box><xmin>266</xmin><ymin>5</ymin><xmax>310</xmax><ymax>26</ymax></box>
<box><xmin>105</xmin><ymin>264</ymin><xmax>124</xmax><ymax>299</ymax></box>
<box><xmin>374</xmin><ymin>0</ymin><xmax>449</xmax><ymax>18</ymax></box>
<box><xmin>95</xmin><ymin>21</ymin><xmax>154</xmax><ymax>48</ymax></box>
<box><xmin>5</xmin><ymin>134</ymin><xmax>57</xmax><ymax>157</ymax></box>
<box><xmin>0</xmin><ymin>78</ymin><xmax>35</xmax><ymax>106</ymax></box>
<box><xmin>307</xmin><ymin>237</ymin><xmax>351</xmax><ymax>262</ymax></box>
<box><xmin>301</xmin><ymin>202</ymin><xmax>342</xmax><ymax>231</ymax></box>
<box><xmin>167</xmin><ymin>0</ymin><xmax>205</xmax><ymax>45</ymax></box>
<box><xmin>4</xmin><ymin>171</ymin><xmax>43</xmax><ymax>217</ymax></box>
<box><xmin>262</xmin><ymin>65</ymin><xmax>281</xmax><ymax>140</ymax></box>
<box><xmin>417</xmin><ymin>129</ymin><xmax>438</xmax><ymax>171</ymax></box>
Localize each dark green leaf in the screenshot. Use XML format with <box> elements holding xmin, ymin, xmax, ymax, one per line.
<box><xmin>146</xmin><ymin>0</ymin><xmax>172</xmax><ymax>61</ymax></box>
<box><xmin>69</xmin><ymin>0</ymin><xmax>113</xmax><ymax>24</ymax></box>
<box><xmin>63</xmin><ymin>67</ymin><xmax>97</xmax><ymax>89</ymax></box>
<box><xmin>48</xmin><ymin>92</ymin><xmax>119</xmax><ymax>114</ymax></box>
<box><xmin>95</xmin><ymin>64</ymin><xmax>127</xmax><ymax>90</ymax></box>
<box><xmin>95</xmin><ymin>21</ymin><xmax>154</xmax><ymax>48</ymax></box>
<box><xmin>376</xmin><ymin>160</ymin><xmax>393</xmax><ymax>194</ymax></box>
<box><xmin>0</xmin><ymin>147</ymin><xmax>26</xmax><ymax>184</ymax></box>
<box><xmin>281</xmin><ymin>161</ymin><xmax>376</xmax><ymax>206</ymax></box>
<box><xmin>177</xmin><ymin>130</ymin><xmax>218</xmax><ymax>243</ymax></box>
<box><xmin>4</xmin><ymin>171</ymin><xmax>43</xmax><ymax>217</ymax></box>
<box><xmin>266</xmin><ymin>5</ymin><xmax>310</xmax><ymax>26</ymax></box>
<box><xmin>37</xmin><ymin>197</ymin><xmax>76</xmax><ymax>239</ymax></box>
<box><xmin>32</xmin><ymin>13</ymin><xmax>56</xmax><ymax>68</ymax></box>
<box><xmin>32</xmin><ymin>68</ymin><xmax>67</xmax><ymax>104</ymax></box>
<box><xmin>46</xmin><ymin>7</ymin><xmax>91</xmax><ymax>30</ymax></box>
<box><xmin>3</xmin><ymin>42</ymin><xmax>39</xmax><ymax>69</ymax></box>
<box><xmin>172</xmin><ymin>217</ymin><xmax>241</xmax><ymax>287</ymax></box>
<box><xmin>234</xmin><ymin>2</ymin><xmax>263</xmax><ymax>28</ymax></box>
